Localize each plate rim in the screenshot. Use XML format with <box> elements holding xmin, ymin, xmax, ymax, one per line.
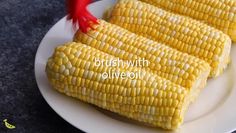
<box><xmin>34</xmin><ymin>0</ymin><xmax>236</xmax><ymax>133</ymax></box>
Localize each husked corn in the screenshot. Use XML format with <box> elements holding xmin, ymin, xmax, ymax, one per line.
<box><xmin>140</xmin><ymin>0</ymin><xmax>236</xmax><ymax>42</ymax></box>
<box><xmin>74</xmin><ymin>20</ymin><xmax>210</xmax><ymax>93</ymax></box>
<box><xmin>108</xmin><ymin>0</ymin><xmax>231</xmax><ymax>77</ymax></box>
<box><xmin>46</xmin><ymin>42</ymin><xmax>194</xmax><ymax>130</ymax></box>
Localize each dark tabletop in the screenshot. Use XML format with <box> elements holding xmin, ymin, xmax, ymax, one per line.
<box><xmin>0</xmin><ymin>0</ymin><xmax>83</xmax><ymax>132</ymax></box>
<box><xmin>0</xmin><ymin>0</ymin><xmax>235</xmax><ymax>133</ymax></box>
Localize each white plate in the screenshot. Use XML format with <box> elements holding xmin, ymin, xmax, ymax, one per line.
<box><xmin>35</xmin><ymin>0</ymin><xmax>236</xmax><ymax>133</ymax></box>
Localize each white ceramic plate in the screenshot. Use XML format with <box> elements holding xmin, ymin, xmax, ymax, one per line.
<box><xmin>35</xmin><ymin>0</ymin><xmax>236</xmax><ymax>133</ymax></box>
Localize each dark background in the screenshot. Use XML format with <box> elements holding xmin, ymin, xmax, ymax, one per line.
<box><xmin>0</xmin><ymin>0</ymin><xmax>235</xmax><ymax>133</ymax></box>
<box><xmin>0</xmin><ymin>0</ymin><xmax>82</xmax><ymax>132</ymax></box>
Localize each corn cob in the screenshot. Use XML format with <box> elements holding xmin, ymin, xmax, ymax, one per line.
<box><xmin>74</xmin><ymin>20</ymin><xmax>210</xmax><ymax>93</ymax></box>
<box><xmin>46</xmin><ymin>42</ymin><xmax>196</xmax><ymax>130</ymax></box>
<box><xmin>107</xmin><ymin>0</ymin><xmax>231</xmax><ymax>77</ymax></box>
<box><xmin>140</xmin><ymin>0</ymin><xmax>236</xmax><ymax>42</ymax></box>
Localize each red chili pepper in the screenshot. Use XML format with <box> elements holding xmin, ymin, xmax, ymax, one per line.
<box><xmin>66</xmin><ymin>0</ymin><xmax>98</xmax><ymax>33</ymax></box>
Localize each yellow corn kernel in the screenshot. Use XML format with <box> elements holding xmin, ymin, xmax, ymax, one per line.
<box><xmin>46</xmin><ymin>42</ymin><xmax>194</xmax><ymax>130</ymax></box>
<box><xmin>108</xmin><ymin>0</ymin><xmax>231</xmax><ymax>77</ymax></box>
<box><xmin>140</xmin><ymin>0</ymin><xmax>236</xmax><ymax>41</ymax></box>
